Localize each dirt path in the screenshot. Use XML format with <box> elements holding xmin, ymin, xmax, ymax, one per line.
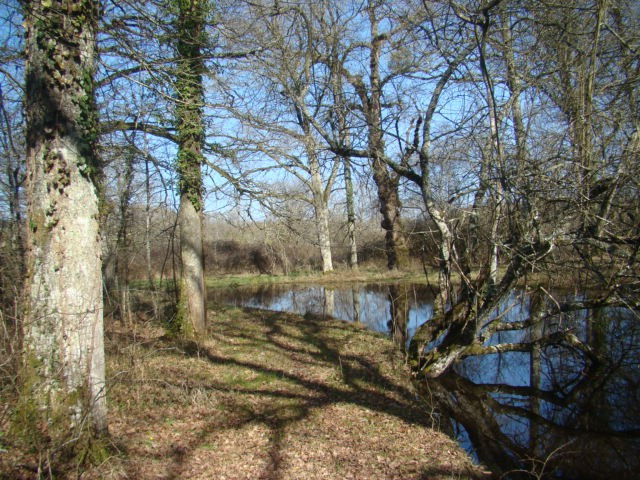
<box><xmin>92</xmin><ymin>306</ymin><xmax>488</xmax><ymax>479</ymax></box>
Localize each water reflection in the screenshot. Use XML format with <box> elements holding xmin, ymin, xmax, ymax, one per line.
<box><xmin>430</xmin><ymin>294</ymin><xmax>640</xmax><ymax>479</ymax></box>
<box><xmin>208</xmin><ymin>282</ymin><xmax>432</xmax><ymax>343</ymax></box>
<box><xmin>388</xmin><ymin>284</ymin><xmax>410</xmax><ymax>352</ymax></box>
<box><xmin>209</xmin><ymin>283</ymin><xmax>640</xmax><ymax>479</ymax></box>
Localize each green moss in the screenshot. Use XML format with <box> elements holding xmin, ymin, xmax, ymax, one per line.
<box><xmin>164</xmin><ymin>302</ymin><xmax>183</xmax><ymax>338</ymax></box>
<box><xmin>75</xmin><ymin>64</ymin><xmax>101</xmax><ymax>185</ymax></box>
<box><xmin>11</xmin><ymin>386</ymin><xmax>41</xmax><ymax>449</ymax></box>
<box><xmin>76</xmin><ymin>434</ymin><xmax>112</xmax><ymax>467</ymax></box>
<box><xmin>11</xmin><ymin>353</ymin><xmax>54</xmax><ymax>449</ymax></box>
<box><xmin>165</xmin><ymin>280</ymin><xmax>195</xmax><ymax>338</ymax></box>
<box><xmin>12</xmin><ymin>351</ymin><xmax>106</xmax><ymax>469</ymax></box>
<box><xmin>28</xmin><ymin>0</ymin><xmax>101</xmax><ymax>187</ymax></box>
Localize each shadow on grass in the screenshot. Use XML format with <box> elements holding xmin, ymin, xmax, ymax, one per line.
<box><xmin>105</xmin><ymin>307</ymin><xmax>481</xmax><ymax>480</ymax></box>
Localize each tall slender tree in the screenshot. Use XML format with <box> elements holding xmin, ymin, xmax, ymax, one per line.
<box><xmin>22</xmin><ymin>0</ymin><xmax>107</xmax><ymax>440</ymax></box>
<box><xmin>175</xmin><ymin>0</ymin><xmax>207</xmax><ymax>335</ymax></box>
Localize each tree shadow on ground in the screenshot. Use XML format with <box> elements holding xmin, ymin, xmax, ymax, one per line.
<box><xmin>104</xmin><ymin>307</ymin><xmax>483</xmax><ymax>480</ymax></box>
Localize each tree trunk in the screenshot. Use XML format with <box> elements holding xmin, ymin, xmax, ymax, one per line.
<box><xmin>478</xmin><ymin>12</ymin><xmax>504</xmax><ymax>288</ymax></box>
<box><xmin>315</xmin><ymin>201</ymin><xmax>334</xmax><ymax>273</ymax></box>
<box><xmin>144</xmin><ymin>157</ymin><xmax>154</xmax><ymax>288</ymax></box>
<box><xmin>330</xmin><ymin>47</ymin><xmax>358</xmax><ymax>271</ymax></box>
<box><xmin>144</xmin><ymin>156</ymin><xmax>158</xmax><ymax>318</ymax></box>
<box><xmin>310</xmin><ymin>149</ymin><xmax>334</xmax><ymax>273</ymax></box>
<box><xmin>115</xmin><ymin>151</ymin><xmax>134</xmax><ymax>324</ymax></box>
<box><xmin>22</xmin><ymin>0</ymin><xmax>106</xmax><ymax>437</ymax></box>
<box><xmin>178</xmin><ymin>195</ymin><xmax>206</xmax><ymax>334</ymax></box>
<box><xmin>175</xmin><ymin>0</ymin><xmax>207</xmax><ymax>336</ymax></box>
<box><xmin>343</xmin><ymin>156</ymin><xmax>358</xmax><ymax>270</ymax></box>
<box><xmin>0</xmin><ymin>87</ymin><xmax>24</xmax><ymax>266</ymax></box>
<box><xmin>311</xmin><ymin>185</ymin><xmax>333</xmax><ymax>273</ymax></box>
<box><xmin>365</xmin><ymin>3</ymin><xmax>408</xmax><ymax>270</ymax></box>
<box><xmin>374</xmin><ymin>167</ymin><xmax>408</xmax><ymax>270</ymax></box>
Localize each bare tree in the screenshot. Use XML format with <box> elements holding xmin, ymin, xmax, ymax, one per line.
<box><xmin>293</xmin><ymin>0</ymin><xmax>412</xmax><ymax>270</ymax></box>
<box><xmin>402</xmin><ymin>0</ymin><xmax>639</xmax><ymax>379</ymax></box>
<box><xmin>343</xmin><ymin>156</ymin><xmax>359</xmax><ymax>269</ymax></box>
<box><xmin>97</xmin><ymin>0</ymin><xmax>182</xmax><ymax>325</ymax></box>
<box><xmin>0</xmin><ymin>3</ymin><xmax>26</xmax><ymax>312</ymax></box>
<box><xmin>354</xmin><ymin>0</ymin><xmax>410</xmax><ymax>270</ymax></box>
<box><xmin>217</xmin><ymin>1</ymin><xmax>341</xmax><ymax>273</ymax></box>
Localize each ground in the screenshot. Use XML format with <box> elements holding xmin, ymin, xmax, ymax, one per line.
<box><xmin>4</xmin><ymin>304</ymin><xmax>490</xmax><ymax>479</ymax></box>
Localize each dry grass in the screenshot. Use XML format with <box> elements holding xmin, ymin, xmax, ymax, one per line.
<box><xmin>203</xmin><ymin>267</ymin><xmax>433</xmax><ymax>289</ymax></box>
<box><xmin>3</xmin><ymin>306</ymin><xmax>489</xmax><ymax>479</ymax></box>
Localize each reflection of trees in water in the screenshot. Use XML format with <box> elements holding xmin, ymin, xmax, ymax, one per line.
<box><xmin>352</xmin><ymin>288</ymin><xmax>361</xmax><ymax>323</ymax></box>
<box><xmin>209</xmin><ymin>283</ymin><xmax>433</xmax><ymax>335</ymax></box>
<box><xmin>388</xmin><ymin>285</ymin><xmax>409</xmax><ymax>352</ymax></box>
<box><xmin>417</xmin><ymin>296</ymin><xmax>640</xmax><ymax>479</ymax></box>
<box><xmin>323</xmin><ymin>288</ymin><xmax>335</xmax><ymax>317</ymax></box>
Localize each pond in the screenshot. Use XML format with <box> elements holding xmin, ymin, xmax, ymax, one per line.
<box><xmin>208</xmin><ymin>282</ymin><xmax>434</xmax><ymax>342</ymax></box>
<box><xmin>209</xmin><ymin>282</ymin><xmax>640</xmax><ymax>479</ymax></box>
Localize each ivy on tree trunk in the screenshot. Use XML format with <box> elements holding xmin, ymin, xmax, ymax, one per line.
<box><xmin>21</xmin><ymin>0</ymin><xmax>107</xmax><ymax>446</ymax></box>
<box><xmin>174</xmin><ymin>0</ymin><xmax>207</xmax><ymax>336</ymax></box>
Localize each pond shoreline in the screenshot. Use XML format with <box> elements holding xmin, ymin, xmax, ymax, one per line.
<box><xmin>205</xmin><ymin>270</ymin><xmax>433</xmax><ymax>288</ymax></box>
<box><xmin>132</xmin><ymin>267</ymin><xmax>580</xmax><ymax>293</ymax></box>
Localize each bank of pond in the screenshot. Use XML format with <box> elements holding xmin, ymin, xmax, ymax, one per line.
<box><xmin>209</xmin><ymin>282</ymin><xmax>640</xmax><ymax>480</ymax></box>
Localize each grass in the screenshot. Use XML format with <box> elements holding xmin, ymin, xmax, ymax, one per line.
<box><xmin>84</xmin><ymin>305</ymin><xmax>487</xmax><ymax>479</ymax></box>
<box><xmin>131</xmin><ymin>261</ymin><xmax>588</xmax><ymax>294</ymax></box>
<box><xmin>205</xmin><ymin>267</ymin><xmax>435</xmax><ymax>289</ymax></box>
<box><xmin>128</xmin><ymin>265</ymin><xmax>437</xmax><ymax>291</ymax></box>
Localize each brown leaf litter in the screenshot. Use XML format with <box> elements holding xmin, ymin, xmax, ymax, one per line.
<box><xmin>15</xmin><ymin>306</ymin><xmax>492</xmax><ymax>479</ymax></box>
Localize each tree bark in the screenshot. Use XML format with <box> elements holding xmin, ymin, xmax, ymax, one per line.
<box><xmin>175</xmin><ymin>0</ymin><xmax>207</xmax><ymax>336</ymax></box>
<box><xmin>178</xmin><ymin>195</ymin><xmax>206</xmax><ymax>334</ymax></box>
<box><xmin>315</xmin><ymin>201</ymin><xmax>334</xmax><ymax>273</ymax></box>
<box><xmin>22</xmin><ymin>0</ymin><xmax>106</xmax><ymax>436</ymax></box>
<box><xmin>144</xmin><ymin>156</ymin><xmax>159</xmax><ymax>318</ymax></box>
<box><xmin>310</xmin><ymin>154</ymin><xmax>334</xmax><ymax>273</ymax></box>
<box><xmin>115</xmin><ymin>150</ymin><xmax>134</xmax><ymax>324</ymax></box>
<box><xmin>343</xmin><ymin>158</ymin><xmax>358</xmax><ymax>270</ymax></box>
<box><xmin>477</xmin><ymin>11</ymin><xmax>504</xmax><ymax>288</ymax></box>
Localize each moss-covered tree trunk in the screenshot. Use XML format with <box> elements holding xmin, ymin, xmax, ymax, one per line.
<box><xmin>175</xmin><ymin>0</ymin><xmax>206</xmax><ymax>336</ymax></box>
<box><xmin>22</xmin><ymin>0</ymin><xmax>107</xmax><ymax>438</ymax></box>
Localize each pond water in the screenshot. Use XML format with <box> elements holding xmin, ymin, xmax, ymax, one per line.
<box><xmin>208</xmin><ymin>282</ymin><xmax>434</xmax><ymax>341</ymax></box>
<box><xmin>209</xmin><ymin>282</ymin><xmax>640</xmax><ymax>479</ymax></box>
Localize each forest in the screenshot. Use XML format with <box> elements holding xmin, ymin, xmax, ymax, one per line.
<box><xmin>0</xmin><ymin>0</ymin><xmax>639</xmax><ymax>478</ymax></box>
